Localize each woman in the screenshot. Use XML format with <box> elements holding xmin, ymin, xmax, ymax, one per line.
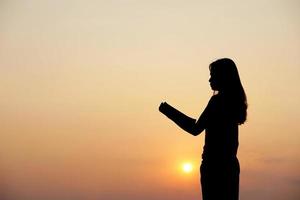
<box><xmin>159</xmin><ymin>58</ymin><xmax>247</xmax><ymax>200</ymax></box>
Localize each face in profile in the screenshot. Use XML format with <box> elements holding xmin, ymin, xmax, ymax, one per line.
<box><xmin>209</xmin><ymin>71</ymin><xmax>220</xmax><ymax>91</ymax></box>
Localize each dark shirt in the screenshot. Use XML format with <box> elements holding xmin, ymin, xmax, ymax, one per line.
<box><xmin>200</xmin><ymin>94</ymin><xmax>239</xmax><ymax>162</ymax></box>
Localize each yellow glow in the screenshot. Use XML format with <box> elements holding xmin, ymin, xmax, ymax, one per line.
<box><xmin>1</xmin><ymin>1</ymin><xmax>299</xmax><ymax>200</ymax></box>
<box><xmin>182</xmin><ymin>163</ymin><xmax>193</xmax><ymax>173</ymax></box>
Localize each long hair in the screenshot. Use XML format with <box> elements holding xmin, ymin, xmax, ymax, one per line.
<box><xmin>209</xmin><ymin>58</ymin><xmax>247</xmax><ymax>124</ymax></box>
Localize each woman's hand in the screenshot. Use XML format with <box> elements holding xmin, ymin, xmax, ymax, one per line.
<box><xmin>158</xmin><ymin>101</ymin><xmax>200</xmax><ymax>135</ymax></box>
<box><xmin>159</xmin><ymin>102</ymin><xmax>167</xmax><ymax>113</ymax></box>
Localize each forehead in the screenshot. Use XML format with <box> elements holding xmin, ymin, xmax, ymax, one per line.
<box><xmin>210</xmin><ymin>69</ymin><xmax>218</xmax><ymax>76</ymax></box>
<box><xmin>210</xmin><ymin>65</ymin><xmax>222</xmax><ymax>75</ymax></box>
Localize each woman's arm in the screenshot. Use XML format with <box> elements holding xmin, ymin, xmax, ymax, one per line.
<box><xmin>159</xmin><ymin>102</ymin><xmax>206</xmax><ymax>136</ymax></box>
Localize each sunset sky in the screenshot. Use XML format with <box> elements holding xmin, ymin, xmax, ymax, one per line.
<box><xmin>1</xmin><ymin>0</ymin><xmax>299</xmax><ymax>199</ymax></box>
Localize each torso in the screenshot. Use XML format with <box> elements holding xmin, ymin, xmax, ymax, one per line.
<box><xmin>202</xmin><ymin>94</ymin><xmax>239</xmax><ymax>162</ymax></box>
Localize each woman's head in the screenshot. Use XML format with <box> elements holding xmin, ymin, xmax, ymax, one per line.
<box><xmin>209</xmin><ymin>58</ymin><xmax>241</xmax><ymax>92</ymax></box>
<box><xmin>209</xmin><ymin>58</ymin><xmax>248</xmax><ymax>124</ymax></box>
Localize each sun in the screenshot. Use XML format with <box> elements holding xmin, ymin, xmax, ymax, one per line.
<box><xmin>182</xmin><ymin>162</ymin><xmax>193</xmax><ymax>173</ymax></box>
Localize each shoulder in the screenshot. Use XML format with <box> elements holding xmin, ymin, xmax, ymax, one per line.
<box><xmin>205</xmin><ymin>95</ymin><xmax>220</xmax><ymax>113</ymax></box>
<box><xmin>208</xmin><ymin>94</ymin><xmax>221</xmax><ymax>105</ymax></box>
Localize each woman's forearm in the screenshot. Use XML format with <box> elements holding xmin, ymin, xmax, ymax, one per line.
<box><xmin>160</xmin><ymin>103</ymin><xmax>198</xmax><ymax>135</ymax></box>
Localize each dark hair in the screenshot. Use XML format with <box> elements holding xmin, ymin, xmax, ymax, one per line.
<box><xmin>209</xmin><ymin>58</ymin><xmax>247</xmax><ymax>124</ymax></box>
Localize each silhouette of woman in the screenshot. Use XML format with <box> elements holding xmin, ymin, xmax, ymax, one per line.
<box><xmin>159</xmin><ymin>58</ymin><xmax>247</xmax><ymax>200</ymax></box>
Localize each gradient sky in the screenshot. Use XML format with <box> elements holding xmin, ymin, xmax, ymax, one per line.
<box><xmin>1</xmin><ymin>0</ymin><xmax>300</xmax><ymax>200</ymax></box>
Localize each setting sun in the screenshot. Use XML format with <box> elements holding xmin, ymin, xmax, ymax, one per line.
<box><xmin>182</xmin><ymin>163</ymin><xmax>193</xmax><ymax>173</ymax></box>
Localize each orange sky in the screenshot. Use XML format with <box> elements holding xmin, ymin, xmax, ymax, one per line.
<box><xmin>1</xmin><ymin>1</ymin><xmax>300</xmax><ymax>200</ymax></box>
